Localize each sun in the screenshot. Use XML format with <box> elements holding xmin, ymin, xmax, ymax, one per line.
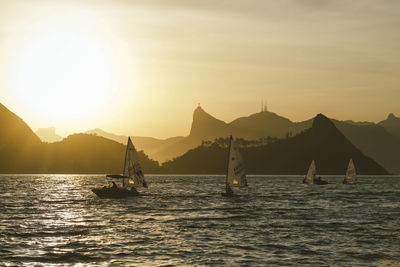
<box><xmin>8</xmin><ymin>19</ymin><xmax>118</xmax><ymax>122</ymax></box>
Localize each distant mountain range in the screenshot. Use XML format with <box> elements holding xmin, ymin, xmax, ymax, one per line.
<box><xmin>0</xmin><ymin>103</ymin><xmax>159</xmax><ymax>174</ymax></box>
<box><xmin>85</xmin><ymin>128</ymin><xmax>184</xmax><ymax>160</ymax></box>
<box><xmin>83</xmin><ymin>107</ymin><xmax>312</xmax><ymax>162</ymax></box>
<box><xmin>175</xmin><ymin>108</ymin><xmax>400</xmax><ymax>174</ymax></box>
<box><xmin>378</xmin><ymin>113</ymin><xmax>400</xmax><ymax>137</ymax></box>
<box><xmin>161</xmin><ymin>114</ymin><xmax>388</xmax><ymax>175</ymax></box>
<box><xmin>76</xmin><ymin>106</ymin><xmax>400</xmax><ymax>173</ymax></box>
<box><xmin>2</xmin><ymin>101</ymin><xmax>399</xmax><ymax>174</ymax></box>
<box><xmin>330</xmin><ymin>118</ymin><xmax>400</xmax><ymax>174</ymax></box>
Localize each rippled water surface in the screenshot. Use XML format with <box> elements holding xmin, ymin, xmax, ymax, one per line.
<box><xmin>0</xmin><ymin>175</ymin><xmax>399</xmax><ymax>266</ymax></box>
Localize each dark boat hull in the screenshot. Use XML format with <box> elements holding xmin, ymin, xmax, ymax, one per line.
<box><xmin>303</xmin><ymin>180</ymin><xmax>329</xmax><ymax>185</ymax></box>
<box><xmin>221</xmin><ymin>192</ymin><xmax>238</xmax><ymax>197</ymax></box>
<box><xmin>92</xmin><ymin>188</ymin><xmax>139</xmax><ymax>198</ymax></box>
<box><xmin>314</xmin><ymin>180</ymin><xmax>328</xmax><ymax>185</ymax></box>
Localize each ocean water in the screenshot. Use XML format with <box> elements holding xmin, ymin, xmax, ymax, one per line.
<box><xmin>0</xmin><ymin>175</ymin><xmax>399</xmax><ymax>266</ymax></box>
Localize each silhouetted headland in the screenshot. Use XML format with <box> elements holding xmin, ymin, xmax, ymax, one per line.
<box><xmin>0</xmin><ymin>103</ymin><xmax>159</xmax><ymax>174</ymax></box>
<box><xmin>86</xmin><ymin>106</ymin><xmax>400</xmax><ymax>174</ymax></box>
<box><xmin>161</xmin><ymin>114</ymin><xmax>388</xmax><ymax>175</ymax></box>
<box><xmin>378</xmin><ymin>113</ymin><xmax>400</xmax><ymax>138</ymax></box>
<box><xmin>0</xmin><ymin>103</ymin><xmax>393</xmax><ymax>174</ymax></box>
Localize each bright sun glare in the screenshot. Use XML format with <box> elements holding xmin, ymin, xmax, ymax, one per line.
<box><xmin>9</xmin><ymin>18</ymin><xmax>118</xmax><ymax>122</ymax></box>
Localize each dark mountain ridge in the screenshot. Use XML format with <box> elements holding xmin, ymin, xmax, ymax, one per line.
<box><xmin>162</xmin><ymin>114</ymin><xmax>388</xmax><ymax>175</ymax></box>
<box><xmin>151</xmin><ymin>106</ymin><xmax>311</xmax><ymax>162</ymax></box>
<box><xmin>378</xmin><ymin>113</ymin><xmax>400</xmax><ymax>137</ymax></box>
<box><xmin>0</xmin><ymin>104</ymin><xmax>159</xmax><ymax>174</ymax></box>
<box><xmin>0</xmin><ymin>103</ymin><xmax>43</xmax><ymax>172</ymax></box>
<box><xmin>153</xmin><ymin>107</ymin><xmax>400</xmax><ymax>174</ymax></box>
<box><xmin>38</xmin><ymin>134</ymin><xmax>159</xmax><ymax>174</ymax></box>
<box><xmin>1</xmin><ymin>102</ymin><xmax>398</xmax><ymax>174</ymax></box>
<box><xmin>83</xmin><ymin>106</ymin><xmax>400</xmax><ymax>174</ymax></box>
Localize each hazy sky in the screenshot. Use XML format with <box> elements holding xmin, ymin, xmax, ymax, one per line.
<box><xmin>1</xmin><ymin>0</ymin><xmax>399</xmax><ymax>138</ymax></box>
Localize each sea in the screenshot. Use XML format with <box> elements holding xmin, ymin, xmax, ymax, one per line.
<box><xmin>0</xmin><ymin>175</ymin><xmax>399</xmax><ymax>266</ymax></box>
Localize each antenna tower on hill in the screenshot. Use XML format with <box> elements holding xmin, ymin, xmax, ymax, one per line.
<box><xmin>261</xmin><ymin>100</ymin><xmax>268</xmax><ymax>112</ymax></box>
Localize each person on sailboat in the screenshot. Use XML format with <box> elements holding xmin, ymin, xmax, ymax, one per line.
<box><xmin>91</xmin><ymin>137</ymin><xmax>145</xmax><ymax>198</ymax></box>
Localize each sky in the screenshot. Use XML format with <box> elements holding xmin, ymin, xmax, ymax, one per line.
<box><xmin>0</xmin><ymin>0</ymin><xmax>399</xmax><ymax>138</ymax></box>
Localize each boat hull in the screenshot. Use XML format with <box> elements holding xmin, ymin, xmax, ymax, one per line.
<box><xmin>92</xmin><ymin>187</ymin><xmax>139</xmax><ymax>198</ymax></box>
<box><xmin>303</xmin><ymin>180</ymin><xmax>329</xmax><ymax>185</ymax></box>
<box><xmin>221</xmin><ymin>192</ymin><xmax>238</xmax><ymax>197</ymax></box>
<box><xmin>314</xmin><ymin>179</ymin><xmax>328</xmax><ymax>185</ymax></box>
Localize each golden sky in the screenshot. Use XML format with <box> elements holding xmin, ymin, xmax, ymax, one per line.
<box><xmin>1</xmin><ymin>0</ymin><xmax>399</xmax><ymax>138</ymax></box>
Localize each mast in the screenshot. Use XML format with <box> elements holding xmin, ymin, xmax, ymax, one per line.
<box><xmin>225</xmin><ymin>135</ymin><xmax>233</xmax><ymax>193</ymax></box>
<box><xmin>123</xmin><ymin>137</ymin><xmax>130</xmax><ymax>174</ymax></box>
<box><xmin>122</xmin><ymin>137</ymin><xmax>131</xmax><ymax>187</ymax></box>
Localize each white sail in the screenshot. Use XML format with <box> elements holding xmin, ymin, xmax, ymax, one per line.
<box><xmin>305</xmin><ymin>160</ymin><xmax>316</xmax><ymax>184</ymax></box>
<box><xmin>227</xmin><ymin>136</ymin><xmax>247</xmax><ymax>188</ymax></box>
<box><xmin>123</xmin><ymin>137</ymin><xmax>147</xmax><ymax>188</ymax></box>
<box><xmin>345</xmin><ymin>158</ymin><xmax>356</xmax><ymax>182</ymax></box>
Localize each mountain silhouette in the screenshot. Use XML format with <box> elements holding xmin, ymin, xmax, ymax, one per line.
<box><xmin>2</xmin><ymin>102</ymin><xmax>398</xmax><ymax>174</ymax></box>
<box><xmin>189</xmin><ymin>105</ymin><xmax>310</xmax><ymax>140</ymax></box>
<box><xmin>84</xmin><ymin>116</ymin><xmax>205</xmax><ymax>163</ymax></box>
<box><xmin>84</xmin><ymin>105</ymin><xmax>399</xmax><ymax>174</ymax></box>
<box><xmin>230</xmin><ymin>110</ymin><xmax>308</xmax><ymax>139</ymax></box>
<box><xmin>39</xmin><ymin>134</ymin><xmax>159</xmax><ymax>174</ymax></box>
<box><xmin>0</xmin><ymin>103</ymin><xmax>41</xmax><ymax>145</ymax></box>
<box><xmin>80</xmin><ymin>105</ymin><xmax>400</xmax><ymax>173</ymax></box>
<box><xmin>189</xmin><ymin>106</ymin><xmax>230</xmax><ymax>139</ymax></box>
<box><xmin>85</xmin><ymin>128</ymin><xmax>127</xmax><ymax>144</ymax></box>
<box><xmin>36</xmin><ymin>127</ymin><xmax>63</xmax><ymax>142</ymax></box>
<box><xmin>150</xmin><ymin>106</ymin><xmax>311</xmax><ymax>162</ymax></box>
<box><xmin>0</xmin><ymin>103</ymin><xmax>43</xmax><ymax>172</ymax></box>
<box><xmin>88</xmin><ymin>106</ymin><xmax>306</xmax><ymax>162</ymax></box>
<box><xmin>378</xmin><ymin>113</ymin><xmax>400</xmax><ymax>137</ymax></box>
<box><xmin>157</xmin><ymin>106</ymin><xmax>400</xmax><ymax>173</ymax></box>
<box><xmin>149</xmin><ymin>106</ymin><xmax>233</xmax><ymax>163</ymax></box>
<box><xmin>331</xmin><ymin>119</ymin><xmax>400</xmax><ymax>174</ymax></box>
<box><xmin>162</xmin><ymin>114</ymin><xmax>388</xmax><ymax>175</ymax></box>
<box><xmin>0</xmin><ymin>104</ymin><xmax>159</xmax><ymax>174</ymax></box>
<box><xmin>80</xmin><ymin>106</ymin><xmax>312</xmax><ymax>163</ymax></box>
<box><xmin>85</xmin><ymin>128</ymin><xmax>184</xmax><ymax>159</ymax></box>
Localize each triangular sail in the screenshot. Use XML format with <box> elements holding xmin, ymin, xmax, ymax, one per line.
<box><xmin>123</xmin><ymin>137</ymin><xmax>147</xmax><ymax>188</ymax></box>
<box><xmin>345</xmin><ymin>158</ymin><xmax>356</xmax><ymax>182</ymax></box>
<box><xmin>226</xmin><ymin>136</ymin><xmax>247</xmax><ymax>188</ymax></box>
<box><xmin>305</xmin><ymin>160</ymin><xmax>316</xmax><ymax>184</ymax></box>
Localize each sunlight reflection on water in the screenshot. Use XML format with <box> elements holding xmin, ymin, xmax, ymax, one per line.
<box><xmin>0</xmin><ymin>175</ymin><xmax>399</xmax><ymax>266</ymax></box>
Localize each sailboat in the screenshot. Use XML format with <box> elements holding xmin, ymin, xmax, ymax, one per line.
<box><xmin>302</xmin><ymin>160</ymin><xmax>328</xmax><ymax>185</ymax></box>
<box><xmin>92</xmin><ymin>137</ymin><xmax>147</xmax><ymax>198</ymax></box>
<box><xmin>343</xmin><ymin>158</ymin><xmax>357</xmax><ymax>184</ymax></box>
<box><xmin>303</xmin><ymin>160</ymin><xmax>316</xmax><ymax>184</ymax></box>
<box><xmin>121</xmin><ymin>137</ymin><xmax>148</xmax><ymax>189</ymax></box>
<box><xmin>221</xmin><ymin>136</ymin><xmax>248</xmax><ymax>197</ymax></box>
